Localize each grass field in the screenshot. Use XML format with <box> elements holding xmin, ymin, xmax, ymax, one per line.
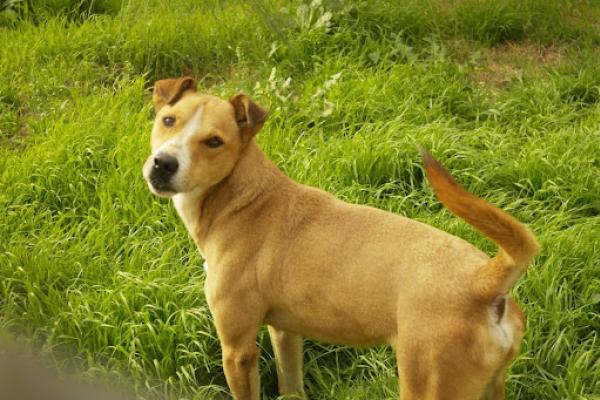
<box><xmin>0</xmin><ymin>0</ymin><xmax>599</xmax><ymax>399</ymax></box>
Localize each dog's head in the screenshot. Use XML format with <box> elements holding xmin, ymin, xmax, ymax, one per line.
<box><xmin>143</xmin><ymin>77</ymin><xmax>268</xmax><ymax>197</ymax></box>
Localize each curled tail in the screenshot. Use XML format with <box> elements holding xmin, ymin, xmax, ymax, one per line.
<box><xmin>419</xmin><ymin>147</ymin><xmax>539</xmax><ymax>300</ymax></box>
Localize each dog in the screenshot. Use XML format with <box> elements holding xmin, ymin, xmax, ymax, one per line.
<box><xmin>142</xmin><ymin>77</ymin><xmax>539</xmax><ymax>400</ymax></box>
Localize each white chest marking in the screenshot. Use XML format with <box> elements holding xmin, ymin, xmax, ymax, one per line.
<box><xmin>173</xmin><ymin>188</ymin><xmax>205</xmax><ymax>248</ymax></box>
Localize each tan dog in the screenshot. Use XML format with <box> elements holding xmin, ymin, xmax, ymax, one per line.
<box><xmin>142</xmin><ymin>77</ymin><xmax>539</xmax><ymax>400</ymax></box>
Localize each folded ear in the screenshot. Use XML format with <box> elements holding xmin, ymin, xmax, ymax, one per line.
<box><xmin>229</xmin><ymin>93</ymin><xmax>268</xmax><ymax>142</ymax></box>
<box><xmin>152</xmin><ymin>77</ymin><xmax>197</xmax><ymax>112</ymax></box>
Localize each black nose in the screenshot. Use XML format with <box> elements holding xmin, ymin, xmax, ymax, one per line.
<box><xmin>153</xmin><ymin>154</ymin><xmax>179</xmax><ymax>176</ymax></box>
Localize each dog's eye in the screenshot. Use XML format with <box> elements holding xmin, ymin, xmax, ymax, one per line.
<box><xmin>204</xmin><ymin>136</ymin><xmax>224</xmax><ymax>149</ymax></box>
<box><xmin>163</xmin><ymin>116</ymin><xmax>176</xmax><ymax>127</ymax></box>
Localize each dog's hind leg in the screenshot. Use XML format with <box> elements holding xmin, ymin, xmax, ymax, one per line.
<box><xmin>268</xmin><ymin>325</ymin><xmax>305</xmax><ymax>397</ymax></box>
<box><xmin>395</xmin><ymin>337</ymin><xmax>495</xmax><ymax>400</ymax></box>
<box><xmin>479</xmin><ymin>369</ymin><xmax>507</xmax><ymax>400</ymax></box>
<box><xmin>396</xmin><ymin>356</ymin><xmax>484</xmax><ymax>400</ymax></box>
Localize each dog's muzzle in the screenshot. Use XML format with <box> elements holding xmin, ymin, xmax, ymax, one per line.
<box><xmin>149</xmin><ymin>153</ymin><xmax>179</xmax><ymax>192</ymax></box>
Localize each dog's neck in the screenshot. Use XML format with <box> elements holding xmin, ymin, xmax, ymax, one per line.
<box><xmin>172</xmin><ymin>140</ymin><xmax>285</xmax><ymax>255</ymax></box>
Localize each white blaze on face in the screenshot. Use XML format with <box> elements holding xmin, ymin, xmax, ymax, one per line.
<box><xmin>182</xmin><ymin>106</ymin><xmax>205</xmax><ymax>140</ymax></box>
<box><xmin>154</xmin><ymin>105</ymin><xmax>204</xmax><ymax>158</ymax></box>
<box><xmin>177</xmin><ymin>106</ymin><xmax>204</xmax><ymax>176</ymax></box>
<box><xmin>153</xmin><ymin>105</ymin><xmax>204</xmax><ymax>188</ymax></box>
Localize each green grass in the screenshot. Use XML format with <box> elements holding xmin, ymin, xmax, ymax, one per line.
<box><xmin>0</xmin><ymin>0</ymin><xmax>599</xmax><ymax>399</ymax></box>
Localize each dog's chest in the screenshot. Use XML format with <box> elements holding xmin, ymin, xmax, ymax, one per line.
<box><xmin>173</xmin><ymin>194</ymin><xmax>199</xmax><ymax>230</ymax></box>
<box><xmin>172</xmin><ymin>191</ymin><xmax>206</xmax><ymax>252</ymax></box>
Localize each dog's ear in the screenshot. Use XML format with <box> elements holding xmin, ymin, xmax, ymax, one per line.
<box><xmin>152</xmin><ymin>77</ymin><xmax>197</xmax><ymax>112</ymax></box>
<box><xmin>229</xmin><ymin>93</ymin><xmax>268</xmax><ymax>142</ymax></box>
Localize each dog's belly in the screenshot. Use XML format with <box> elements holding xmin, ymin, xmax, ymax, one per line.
<box><xmin>263</xmin><ymin>280</ymin><xmax>398</xmax><ymax>346</ymax></box>
<box><xmin>264</xmin><ymin>310</ymin><xmax>392</xmax><ymax>346</ymax></box>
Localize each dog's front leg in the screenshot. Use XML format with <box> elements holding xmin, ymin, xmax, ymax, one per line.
<box><xmin>267</xmin><ymin>325</ymin><xmax>305</xmax><ymax>397</ymax></box>
<box><xmin>221</xmin><ymin>339</ymin><xmax>261</xmax><ymax>400</ymax></box>
<box><xmin>211</xmin><ymin>301</ymin><xmax>263</xmax><ymax>400</ymax></box>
